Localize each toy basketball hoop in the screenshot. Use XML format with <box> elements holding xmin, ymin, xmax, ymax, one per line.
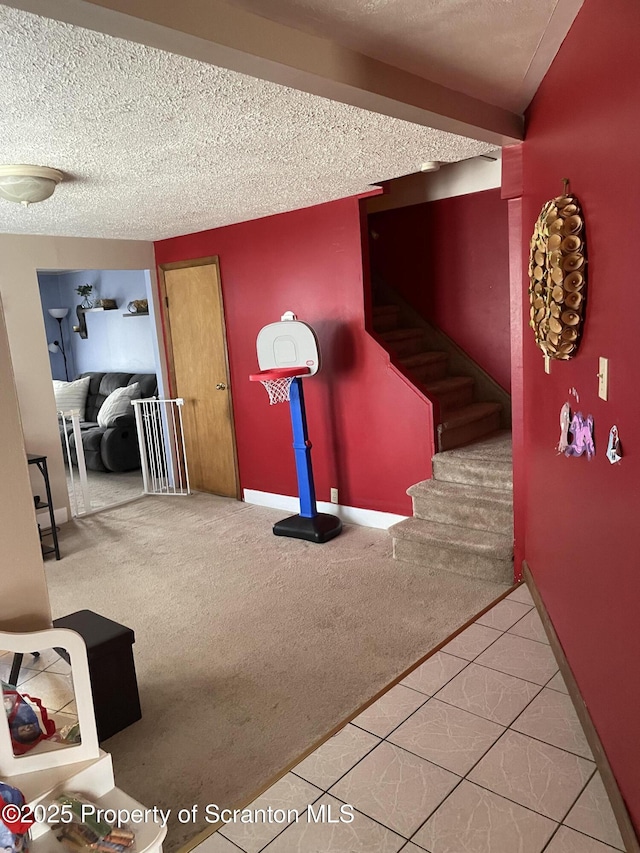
<box><xmin>248</xmin><ymin>312</ymin><xmax>342</xmax><ymax>544</ymax></box>
<box><xmin>249</xmin><ymin>366</ymin><xmax>311</xmax><ymax>405</ymax></box>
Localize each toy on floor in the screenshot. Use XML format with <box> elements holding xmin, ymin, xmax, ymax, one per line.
<box><xmin>54</xmin><ymin>721</ymin><xmax>82</xmax><ymax>745</ymax></box>
<box><xmin>2</xmin><ymin>682</ymin><xmax>55</xmax><ymax>755</ymax></box>
<box><xmin>53</xmin><ymin>794</ymin><xmax>135</xmax><ymax>853</ymax></box>
<box><xmin>0</xmin><ymin>782</ymin><xmax>31</xmax><ymax>853</ymax></box>
<box><xmin>249</xmin><ymin>311</ymin><xmax>342</xmax><ymax>543</ymax></box>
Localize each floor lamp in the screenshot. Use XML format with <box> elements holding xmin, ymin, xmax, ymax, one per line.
<box><xmin>48</xmin><ymin>307</ymin><xmax>70</xmax><ymax>381</ymax></box>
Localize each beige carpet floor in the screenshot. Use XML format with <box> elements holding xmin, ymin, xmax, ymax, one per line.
<box><xmin>47</xmin><ymin>494</ymin><xmax>509</xmax><ymax>851</ymax></box>
<box><xmin>66</xmin><ymin>468</ymin><xmax>144</xmax><ymax>512</ymax></box>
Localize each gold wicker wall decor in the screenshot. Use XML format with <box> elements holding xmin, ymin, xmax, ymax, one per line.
<box><xmin>528</xmin><ymin>183</ymin><xmax>587</xmax><ymax>360</ymax></box>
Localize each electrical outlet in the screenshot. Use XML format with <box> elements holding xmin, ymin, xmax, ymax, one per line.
<box><xmin>598</xmin><ymin>357</ymin><xmax>609</xmax><ymax>401</ymax></box>
<box><xmin>330</xmin><ymin>488</ymin><xmax>339</xmax><ymax>504</ymax></box>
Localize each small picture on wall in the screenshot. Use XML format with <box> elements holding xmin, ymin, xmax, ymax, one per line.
<box><xmin>607</xmin><ymin>425</ymin><xmax>622</xmax><ymax>464</ymax></box>
<box><xmin>558</xmin><ymin>402</ymin><xmax>595</xmax><ymax>460</ymax></box>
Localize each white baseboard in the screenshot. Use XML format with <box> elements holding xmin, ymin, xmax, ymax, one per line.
<box><xmin>36</xmin><ymin>506</ymin><xmax>68</xmax><ymax>528</ymax></box>
<box><xmin>243</xmin><ymin>490</ymin><xmax>408</xmax><ymax>530</ymax></box>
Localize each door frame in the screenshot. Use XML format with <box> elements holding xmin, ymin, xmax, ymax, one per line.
<box><xmin>157</xmin><ymin>256</ymin><xmax>241</xmax><ymax>500</ymax></box>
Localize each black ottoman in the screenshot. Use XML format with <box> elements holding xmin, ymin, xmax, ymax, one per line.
<box><xmin>53</xmin><ymin>610</ymin><xmax>142</xmax><ymax>742</ymax></box>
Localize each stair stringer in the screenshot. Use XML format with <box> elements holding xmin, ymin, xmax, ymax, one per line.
<box><xmin>366</xmin><ymin>327</ymin><xmax>442</xmax><ymax>449</ymax></box>
<box><xmin>387</xmin><ymin>358</ymin><xmax>439</xmax><ymax>464</ymax></box>
<box><xmin>356</xmin><ymin>298</ymin><xmax>441</xmax><ymax>479</ymax></box>
<box><xmin>363</xmin><ymin>294</ymin><xmax>441</xmax><ymax>465</ymax></box>
<box><xmin>374</xmin><ymin>279</ymin><xmax>511</xmax><ymax>429</ymax></box>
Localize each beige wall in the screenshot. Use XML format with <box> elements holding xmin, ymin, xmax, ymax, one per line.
<box><xmin>0</xmin><ymin>234</ymin><xmax>159</xmax><ymax>520</ymax></box>
<box><xmin>0</xmin><ymin>298</ymin><xmax>52</xmax><ymax>630</ymax></box>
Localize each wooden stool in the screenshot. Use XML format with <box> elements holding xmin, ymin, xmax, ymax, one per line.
<box><xmin>53</xmin><ymin>610</ymin><xmax>142</xmax><ymax>742</ymax></box>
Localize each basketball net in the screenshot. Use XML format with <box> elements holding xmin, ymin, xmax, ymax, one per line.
<box><xmin>260</xmin><ymin>376</ymin><xmax>295</xmax><ymax>405</ymax></box>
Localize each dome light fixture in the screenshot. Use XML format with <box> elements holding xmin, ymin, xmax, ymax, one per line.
<box><xmin>420</xmin><ymin>161</ymin><xmax>441</xmax><ymax>173</ymax></box>
<box><xmin>0</xmin><ymin>165</ymin><xmax>63</xmax><ymax>206</ymax></box>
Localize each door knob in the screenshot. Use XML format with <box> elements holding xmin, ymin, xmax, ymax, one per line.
<box><xmin>216</xmin><ymin>382</ymin><xmax>227</xmax><ymax>390</ymax></box>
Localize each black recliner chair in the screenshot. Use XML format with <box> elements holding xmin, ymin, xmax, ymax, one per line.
<box><xmin>61</xmin><ymin>372</ymin><xmax>158</xmax><ymax>472</ymax></box>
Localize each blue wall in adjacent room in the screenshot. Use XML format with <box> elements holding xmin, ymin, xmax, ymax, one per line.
<box><xmin>38</xmin><ymin>273</ymin><xmax>76</xmax><ymax>381</ymax></box>
<box><xmin>38</xmin><ymin>269</ymin><xmax>156</xmax><ymax>378</ymax></box>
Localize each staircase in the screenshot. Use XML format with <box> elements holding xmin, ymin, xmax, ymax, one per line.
<box><xmin>390</xmin><ymin>432</ymin><xmax>514</xmax><ymax>584</ymax></box>
<box><xmin>373</xmin><ymin>304</ymin><xmax>504</xmax><ymax>451</ymax></box>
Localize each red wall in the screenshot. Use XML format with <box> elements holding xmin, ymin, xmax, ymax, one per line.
<box><xmin>369</xmin><ymin>189</ymin><xmax>511</xmax><ymax>391</ymax></box>
<box><xmin>519</xmin><ymin>0</ymin><xmax>640</xmax><ymax>832</ymax></box>
<box><xmin>155</xmin><ymin>197</ymin><xmax>433</xmax><ymax>516</ymax></box>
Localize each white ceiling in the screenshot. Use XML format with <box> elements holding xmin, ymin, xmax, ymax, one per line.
<box><xmin>0</xmin><ymin>1</ymin><xmax>580</xmax><ymax>241</ymax></box>
<box><xmin>0</xmin><ymin>6</ymin><xmax>495</xmax><ymax>240</ymax></box>
<box><xmin>227</xmin><ymin>0</ymin><xmax>573</xmax><ymax>113</ymax></box>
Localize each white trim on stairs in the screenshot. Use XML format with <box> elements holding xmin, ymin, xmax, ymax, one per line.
<box><xmin>243</xmin><ymin>489</ymin><xmax>408</xmax><ymax>530</ymax></box>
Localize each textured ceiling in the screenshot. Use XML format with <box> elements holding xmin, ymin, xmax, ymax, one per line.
<box><xmin>0</xmin><ymin>6</ymin><xmax>495</xmax><ymax>241</ymax></box>
<box><xmin>228</xmin><ymin>0</ymin><xmax>563</xmax><ymax>112</ymax></box>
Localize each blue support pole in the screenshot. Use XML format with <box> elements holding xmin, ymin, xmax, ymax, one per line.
<box><xmin>268</xmin><ymin>370</ymin><xmax>341</xmax><ymax>543</ymax></box>
<box><xmin>288</xmin><ymin>377</ymin><xmax>317</xmax><ymax>518</ymax></box>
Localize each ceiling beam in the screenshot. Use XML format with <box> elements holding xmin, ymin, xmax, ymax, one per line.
<box><xmin>6</xmin><ymin>0</ymin><xmax>523</xmax><ymax>146</ymax></box>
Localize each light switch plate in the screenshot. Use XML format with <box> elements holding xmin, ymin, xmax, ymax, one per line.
<box><xmin>598</xmin><ymin>357</ymin><xmax>609</xmax><ymax>400</ymax></box>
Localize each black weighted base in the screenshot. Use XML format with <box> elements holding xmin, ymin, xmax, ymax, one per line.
<box><xmin>273</xmin><ymin>512</ymin><xmax>343</xmax><ymax>543</ymax></box>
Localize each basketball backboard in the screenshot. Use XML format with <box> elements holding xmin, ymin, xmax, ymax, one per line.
<box><xmin>256</xmin><ymin>311</ymin><xmax>320</xmax><ymax>375</ymax></box>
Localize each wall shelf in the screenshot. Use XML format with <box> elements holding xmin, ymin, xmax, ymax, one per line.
<box><xmin>73</xmin><ymin>305</ymin><xmax>117</xmax><ymax>338</ymax></box>
<box><xmin>122</xmin><ymin>311</ymin><xmax>149</xmax><ymax>317</ymax></box>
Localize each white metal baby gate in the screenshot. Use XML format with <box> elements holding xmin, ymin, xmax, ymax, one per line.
<box><xmin>132</xmin><ymin>398</ymin><xmax>191</xmax><ymax>496</ymax></box>
<box><xmin>60</xmin><ymin>409</ymin><xmax>92</xmax><ymax>515</ymax></box>
<box><xmin>61</xmin><ymin>398</ymin><xmax>190</xmax><ymax>516</ymax></box>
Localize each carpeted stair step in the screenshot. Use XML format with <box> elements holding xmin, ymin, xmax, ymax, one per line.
<box><xmin>372</xmin><ymin>305</ymin><xmax>401</xmax><ymax>332</ymax></box>
<box><xmin>437</xmin><ymin>402</ymin><xmax>502</xmax><ymax>452</ymax></box>
<box><xmin>390</xmin><ymin>517</ymin><xmax>513</xmax><ymax>584</ymax></box>
<box><xmin>379</xmin><ymin>327</ymin><xmax>428</xmax><ymax>357</ymax></box>
<box><xmin>422</xmin><ymin>376</ymin><xmax>474</xmax><ymax>413</ymax></box>
<box><xmin>433</xmin><ymin>431</ymin><xmax>513</xmax><ymax>490</ymax></box>
<box><xmin>399</xmin><ymin>351</ymin><xmax>449</xmax><ymax>383</ymax></box>
<box><xmin>408</xmin><ymin>479</ymin><xmax>513</xmax><ymax>535</ymax></box>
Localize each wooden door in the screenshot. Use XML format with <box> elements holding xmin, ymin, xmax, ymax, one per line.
<box><xmin>159</xmin><ymin>258</ymin><xmax>239</xmax><ymax>497</ymax></box>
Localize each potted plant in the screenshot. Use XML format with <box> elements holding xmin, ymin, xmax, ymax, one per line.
<box><xmin>76</xmin><ymin>284</ymin><xmax>94</xmax><ymax>309</ymax></box>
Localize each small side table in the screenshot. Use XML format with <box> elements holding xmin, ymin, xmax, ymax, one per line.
<box><xmin>28</xmin><ymin>453</ymin><xmax>61</xmax><ymax>560</ymax></box>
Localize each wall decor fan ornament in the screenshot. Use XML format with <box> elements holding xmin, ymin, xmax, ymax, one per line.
<box><xmin>528</xmin><ymin>180</ymin><xmax>587</xmax><ymax>360</ymax></box>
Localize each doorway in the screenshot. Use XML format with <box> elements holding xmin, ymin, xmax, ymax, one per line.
<box><xmin>158</xmin><ymin>257</ymin><xmax>239</xmax><ymax>498</ymax></box>
<box><xmin>37</xmin><ymin>268</ymin><xmax>164</xmax><ymax>514</ymax></box>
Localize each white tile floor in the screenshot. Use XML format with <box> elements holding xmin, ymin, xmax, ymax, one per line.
<box><xmin>196</xmin><ymin>584</ymin><xmax>628</xmax><ymax>853</ymax></box>
<box><xmin>1</xmin><ymin>649</ymin><xmax>79</xmax><ymax>735</ymax></box>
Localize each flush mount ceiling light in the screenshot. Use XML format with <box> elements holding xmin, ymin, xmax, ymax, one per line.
<box><xmin>420</xmin><ymin>161</ymin><xmax>441</xmax><ymax>172</ymax></box>
<box><xmin>0</xmin><ymin>165</ymin><xmax>63</xmax><ymax>206</ymax></box>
